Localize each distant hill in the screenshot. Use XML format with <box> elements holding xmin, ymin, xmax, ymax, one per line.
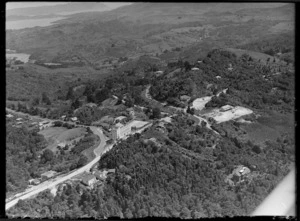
<box><xmin>6</xmin><ymin>3</ymin><xmax>294</xmax><ymax>66</ymax></box>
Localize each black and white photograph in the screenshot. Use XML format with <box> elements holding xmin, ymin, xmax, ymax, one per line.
<box><xmin>5</xmin><ymin>2</ymin><xmax>295</xmax><ymax>218</ymax></box>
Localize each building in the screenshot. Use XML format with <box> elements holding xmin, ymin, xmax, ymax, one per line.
<box><xmin>57</xmin><ymin>142</ymin><xmax>67</xmax><ymax>148</ymax></box>
<box><xmin>71</xmin><ymin>117</ymin><xmax>78</xmax><ymax>122</ymax></box>
<box><xmin>6</xmin><ymin>114</ymin><xmax>13</xmax><ymax>118</ymax></box>
<box><xmin>216</xmin><ymin>76</ymin><xmax>221</xmax><ymax>79</ymax></box>
<box><xmin>180</xmin><ymin>95</ymin><xmax>191</xmax><ymax>102</ymax></box>
<box><xmin>191</xmin><ymin>67</ymin><xmax>200</xmax><ymax>71</ymax></box>
<box><xmin>114</xmin><ymin>116</ymin><xmax>127</xmax><ymax>124</ymax></box>
<box><xmin>41</xmin><ymin>171</ymin><xmax>57</xmax><ymax>181</ymax></box>
<box><xmin>28</xmin><ymin>178</ymin><xmax>40</xmax><ymax>185</ymax></box>
<box><xmin>85</xmin><ymin>103</ymin><xmax>97</xmax><ymax>108</ymax></box>
<box><xmin>112</xmin><ymin>126</ymin><xmax>121</xmax><ymax>140</ymax></box>
<box><xmin>16</xmin><ymin>118</ymin><xmax>23</xmax><ymax>121</ymax></box>
<box><xmin>81</xmin><ymin>174</ymin><xmax>97</xmax><ymax>187</ymax></box>
<box><xmin>60</xmin><ymin>115</ymin><xmax>66</xmax><ymax>120</ymax></box>
<box><xmin>220</xmin><ymin>105</ymin><xmax>233</xmax><ymax>112</ymax></box>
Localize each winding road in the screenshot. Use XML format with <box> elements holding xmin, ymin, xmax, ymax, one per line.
<box><xmin>5</xmin><ymin>110</ymin><xmax>113</xmax><ymax>211</ymax></box>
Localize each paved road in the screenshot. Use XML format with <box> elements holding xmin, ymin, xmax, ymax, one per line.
<box><xmin>5</xmin><ymin>120</ymin><xmax>111</xmax><ymax>211</ymax></box>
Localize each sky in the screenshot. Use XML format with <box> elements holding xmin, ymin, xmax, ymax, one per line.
<box><xmin>6</xmin><ymin>2</ymin><xmax>132</xmax><ymax>10</ymax></box>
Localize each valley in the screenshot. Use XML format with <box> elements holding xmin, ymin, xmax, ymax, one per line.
<box><xmin>5</xmin><ymin>2</ymin><xmax>295</xmax><ymax>218</ymax></box>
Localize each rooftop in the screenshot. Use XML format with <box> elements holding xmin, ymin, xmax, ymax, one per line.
<box><xmin>82</xmin><ymin>173</ymin><xmax>96</xmax><ymax>182</ymax></box>
<box><xmin>41</xmin><ymin>170</ymin><xmax>57</xmax><ymax>177</ymax></box>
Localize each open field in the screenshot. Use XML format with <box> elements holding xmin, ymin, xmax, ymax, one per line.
<box><xmin>204</xmin><ymin>106</ymin><xmax>253</xmax><ymax>124</ymax></box>
<box><xmin>224</xmin><ymin>48</ymin><xmax>286</xmax><ymax>65</ymax></box>
<box><xmin>38</xmin><ymin>127</ymin><xmax>87</xmax><ymax>152</ymax></box>
<box><xmin>192</xmin><ymin>96</ymin><xmax>212</xmax><ymax>110</ymax></box>
<box><xmin>240</xmin><ymin>111</ymin><xmax>294</xmax><ymax>146</ymax></box>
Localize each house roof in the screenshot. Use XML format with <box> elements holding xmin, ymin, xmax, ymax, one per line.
<box><xmin>115</xmin><ymin>122</ymin><xmax>124</xmax><ymax>128</ymax></box>
<box><xmin>41</xmin><ymin>170</ymin><xmax>57</xmax><ymax>177</ymax></box>
<box><xmin>82</xmin><ymin>174</ymin><xmax>96</xmax><ymax>183</ymax></box>
<box><xmin>115</xmin><ymin>116</ymin><xmax>127</xmax><ymax>121</ymax></box>
<box><xmin>16</xmin><ymin>118</ymin><xmax>23</xmax><ymax>121</ymax></box>
<box><xmin>180</xmin><ymin>95</ymin><xmax>191</xmax><ymax>101</ymax></box>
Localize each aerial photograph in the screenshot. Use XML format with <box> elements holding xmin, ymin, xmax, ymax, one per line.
<box><xmin>6</xmin><ymin>2</ymin><xmax>295</xmax><ymax>218</ymax></box>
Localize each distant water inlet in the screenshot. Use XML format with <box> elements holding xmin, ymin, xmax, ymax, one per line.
<box><xmin>6</xmin><ymin>17</ymin><xmax>65</xmax><ymax>30</ymax></box>
<box><xmin>6</xmin><ymin>52</ymin><xmax>31</xmax><ymax>63</ymax></box>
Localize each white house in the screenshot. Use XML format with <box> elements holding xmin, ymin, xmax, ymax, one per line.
<box><xmin>191</xmin><ymin>67</ymin><xmax>200</xmax><ymax>71</ymax></box>
<box><xmin>71</xmin><ymin>117</ymin><xmax>78</xmax><ymax>122</ymax></box>
<box><xmin>6</xmin><ymin>114</ymin><xmax>13</xmax><ymax>118</ymax></box>
<box><xmin>216</xmin><ymin>76</ymin><xmax>221</xmax><ymax>79</ymax></box>
<box><xmin>16</xmin><ymin>118</ymin><xmax>23</xmax><ymax>121</ymax></box>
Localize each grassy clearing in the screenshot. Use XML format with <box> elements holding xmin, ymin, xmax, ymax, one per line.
<box><xmin>241</xmin><ymin>111</ymin><xmax>294</xmax><ymax>146</ymax></box>
<box><xmin>224</xmin><ymin>48</ymin><xmax>286</xmax><ymax>65</ymax></box>
<box><xmin>38</xmin><ymin>127</ymin><xmax>87</xmax><ymax>152</ymax></box>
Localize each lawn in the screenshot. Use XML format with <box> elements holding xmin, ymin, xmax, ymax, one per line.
<box><xmin>38</xmin><ymin>127</ymin><xmax>87</xmax><ymax>152</ymax></box>
<box><xmin>241</xmin><ymin>111</ymin><xmax>294</xmax><ymax>146</ymax></box>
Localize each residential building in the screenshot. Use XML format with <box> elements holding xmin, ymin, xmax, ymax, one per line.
<box><xmin>220</xmin><ymin>105</ymin><xmax>233</xmax><ymax>112</ymax></box>
<box><xmin>6</xmin><ymin>114</ymin><xmax>13</xmax><ymax>118</ymax></box>
<box><xmin>114</xmin><ymin>116</ymin><xmax>127</xmax><ymax>124</ymax></box>
<box><xmin>71</xmin><ymin>117</ymin><xmax>78</xmax><ymax>122</ymax></box>
<box><xmin>216</xmin><ymin>76</ymin><xmax>221</xmax><ymax>79</ymax></box>
<box><xmin>191</xmin><ymin>67</ymin><xmax>200</xmax><ymax>71</ymax></box>
<box><xmin>180</xmin><ymin>95</ymin><xmax>191</xmax><ymax>102</ymax></box>
<box><xmin>81</xmin><ymin>174</ymin><xmax>97</xmax><ymax>187</ymax></box>
<box><xmin>28</xmin><ymin>178</ymin><xmax>40</xmax><ymax>185</ymax></box>
<box><xmin>41</xmin><ymin>171</ymin><xmax>57</xmax><ymax>181</ymax></box>
<box><xmin>16</xmin><ymin>118</ymin><xmax>22</xmax><ymax>121</ymax></box>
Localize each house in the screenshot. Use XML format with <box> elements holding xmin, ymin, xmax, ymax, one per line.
<box><xmin>28</xmin><ymin>178</ymin><xmax>40</xmax><ymax>185</ymax></box>
<box><xmin>239</xmin><ymin>166</ymin><xmax>251</xmax><ymax>176</ymax></box>
<box><xmin>180</xmin><ymin>95</ymin><xmax>191</xmax><ymax>102</ymax></box>
<box><xmin>16</xmin><ymin>118</ymin><xmax>23</xmax><ymax>121</ymax></box>
<box><xmin>197</xmin><ymin>60</ymin><xmax>203</xmax><ymax>63</ymax></box>
<box><xmin>60</xmin><ymin>115</ymin><xmax>66</xmax><ymax>120</ymax></box>
<box><xmin>57</xmin><ymin>142</ymin><xmax>66</xmax><ymax>148</ymax></box>
<box><xmin>81</xmin><ymin>174</ymin><xmax>97</xmax><ymax>187</ymax></box>
<box><xmin>191</xmin><ymin>67</ymin><xmax>200</xmax><ymax>71</ymax></box>
<box><xmin>154</xmin><ymin>70</ymin><xmax>164</xmax><ymax>76</ymax></box>
<box><xmin>41</xmin><ymin>171</ymin><xmax>57</xmax><ymax>181</ymax></box>
<box><xmin>216</xmin><ymin>76</ymin><xmax>221</xmax><ymax>79</ymax></box>
<box><xmin>93</xmin><ymin>171</ymin><xmax>106</xmax><ymax>181</ymax></box>
<box><xmin>71</xmin><ymin>117</ymin><xmax>78</xmax><ymax>122</ymax></box>
<box><xmin>112</xmin><ymin>95</ymin><xmax>119</xmax><ymax>100</ymax></box>
<box><xmin>115</xmin><ymin>122</ymin><xmax>124</xmax><ymax>128</ymax></box>
<box><xmin>220</xmin><ymin>105</ymin><xmax>233</xmax><ymax>112</ymax></box>
<box><xmin>6</xmin><ymin>114</ymin><xmax>13</xmax><ymax>118</ymax></box>
<box><xmin>114</xmin><ymin>116</ymin><xmax>127</xmax><ymax>124</ymax></box>
<box><xmin>85</xmin><ymin>103</ymin><xmax>97</xmax><ymax>108</ymax></box>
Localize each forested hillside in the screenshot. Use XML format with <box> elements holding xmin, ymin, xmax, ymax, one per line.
<box><xmin>7</xmin><ymin>113</ymin><xmax>294</xmax><ymax>218</ymax></box>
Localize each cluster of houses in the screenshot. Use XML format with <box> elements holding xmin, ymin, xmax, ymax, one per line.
<box><xmin>79</xmin><ymin>168</ymin><xmax>116</xmax><ymax>188</ymax></box>
<box><xmin>225</xmin><ymin>165</ymin><xmax>251</xmax><ymax>186</ymax></box>
<box><xmin>28</xmin><ymin>170</ymin><xmax>58</xmax><ymax>186</ymax></box>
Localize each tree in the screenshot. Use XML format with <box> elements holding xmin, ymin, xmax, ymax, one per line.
<box><xmin>184</xmin><ymin>61</ymin><xmax>191</xmax><ymax>71</ymax></box>
<box><xmin>152</xmin><ymin>107</ymin><xmax>161</xmax><ymax>119</ymax></box>
<box><xmin>77</xmin><ymin>155</ymin><xmax>88</xmax><ymax>168</ymax></box>
<box><xmin>41</xmin><ymin>149</ymin><xmax>54</xmax><ymax>162</ymax></box>
<box><xmin>42</xmin><ymin>92</ymin><xmax>51</xmax><ymax>105</ymax></box>
<box><xmin>32</xmin><ymin>97</ymin><xmax>40</xmax><ymax>106</ymax></box>
<box><xmin>71</xmin><ymin>98</ymin><xmax>80</xmax><ymax>110</ymax></box>
<box><xmin>66</xmin><ymin>87</ymin><xmax>74</xmax><ymax>100</ymax></box>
